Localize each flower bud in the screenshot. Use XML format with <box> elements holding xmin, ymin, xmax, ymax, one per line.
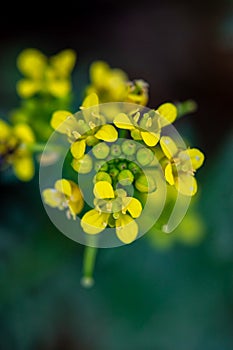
<box><xmin>94</xmin><ymin>160</ymin><xmax>108</xmax><ymax>172</ymax></box>
<box><xmin>117</xmin><ymin>161</ymin><xmax>128</xmax><ymax>171</ymax></box>
<box><xmin>121</xmin><ymin>140</ymin><xmax>137</xmax><ymax>156</ymax></box>
<box><xmin>118</xmin><ymin>169</ymin><xmax>134</xmax><ymax>186</ymax></box>
<box><xmin>110</xmin><ymin>144</ymin><xmax>122</xmax><ymax>157</ymax></box>
<box><xmin>72</xmin><ymin>154</ymin><xmax>93</xmax><ymax>174</ymax></box>
<box><xmin>135</xmin><ymin>174</ymin><xmax>156</xmax><ymax>193</ymax></box>
<box><xmin>94</xmin><ymin>171</ymin><xmax>112</xmax><ymax>184</ymax></box>
<box><xmin>136</xmin><ymin>148</ymin><xmax>154</xmax><ymax>166</ymax></box>
<box><xmin>92</xmin><ymin>142</ymin><xmax>110</xmax><ymax>159</ymax></box>
<box><xmin>109</xmin><ymin>167</ymin><xmax>119</xmax><ymax>179</ymax></box>
<box><xmin>128</xmin><ymin>161</ymin><xmax>141</xmax><ymax>175</ymax></box>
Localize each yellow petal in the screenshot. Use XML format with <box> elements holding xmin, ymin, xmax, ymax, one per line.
<box><xmin>94</xmin><ymin>181</ymin><xmax>115</xmax><ymax>199</ymax></box>
<box><xmin>113</xmin><ymin>113</ymin><xmax>134</xmax><ymax>130</ymax></box>
<box><xmin>17</xmin><ymin>49</ymin><xmax>46</xmax><ymax>78</ymax></box>
<box><xmin>48</xmin><ymin>80</ymin><xmax>71</xmax><ymax>97</ymax></box>
<box><xmin>82</xmin><ymin>93</ymin><xmax>99</xmax><ymax>109</ymax></box>
<box><xmin>183</xmin><ymin>148</ymin><xmax>205</xmax><ymax>170</ymax></box>
<box><xmin>42</xmin><ymin>188</ymin><xmax>61</xmax><ymax>208</ymax></box>
<box><xmin>70</xmin><ymin>140</ymin><xmax>86</xmax><ymax>159</ymax></box>
<box><xmin>69</xmin><ymin>181</ymin><xmax>83</xmax><ymax>202</ymax></box>
<box><xmin>115</xmin><ymin>214</ymin><xmax>138</xmax><ymax>244</ymax></box>
<box><xmin>141</xmin><ymin>131</ymin><xmax>160</xmax><ymax>146</ymax></box>
<box><xmin>81</xmin><ymin>209</ymin><xmax>109</xmax><ymax>234</ymax></box>
<box><xmin>55</xmin><ymin>179</ymin><xmax>72</xmax><ymax>197</ymax></box>
<box><xmin>51</xmin><ymin>110</ymin><xmax>72</xmax><ymax>131</ymax></box>
<box><xmin>95</xmin><ymin>125</ymin><xmax>118</xmax><ymax>142</ymax></box>
<box><xmin>160</xmin><ymin>136</ymin><xmax>178</xmax><ymax>159</ymax></box>
<box><xmin>13</xmin><ymin>155</ymin><xmax>34</xmax><ymax>181</ymax></box>
<box><xmin>122</xmin><ymin>197</ymin><xmax>142</xmax><ymax>218</ymax></box>
<box><xmin>175</xmin><ymin>173</ymin><xmax>197</xmax><ymax>196</ymax></box>
<box><xmin>157</xmin><ymin>102</ymin><xmax>177</xmax><ymax>124</ymax></box>
<box><xmin>13</xmin><ymin>124</ymin><xmax>35</xmax><ymax>143</ymax></box>
<box><xmin>50</xmin><ymin>49</ymin><xmax>76</xmax><ymax>77</ymax></box>
<box><xmin>16</xmin><ymin>79</ymin><xmax>41</xmax><ymax>98</ymax></box>
<box><xmin>90</xmin><ymin>61</ymin><xmax>110</xmax><ymax>87</ymax></box>
<box><xmin>165</xmin><ymin>163</ymin><xmax>175</xmax><ymax>185</ymax></box>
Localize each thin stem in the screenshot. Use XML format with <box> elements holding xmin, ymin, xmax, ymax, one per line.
<box><xmin>81</xmin><ymin>246</ymin><xmax>98</xmax><ymax>288</ymax></box>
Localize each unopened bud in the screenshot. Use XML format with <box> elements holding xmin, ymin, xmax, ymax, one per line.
<box><xmin>110</xmin><ymin>144</ymin><xmax>122</xmax><ymax>157</ymax></box>
<box><xmin>128</xmin><ymin>161</ymin><xmax>141</xmax><ymax>175</ymax></box>
<box><xmin>118</xmin><ymin>169</ymin><xmax>134</xmax><ymax>186</ymax></box>
<box><xmin>121</xmin><ymin>140</ymin><xmax>137</xmax><ymax>156</ymax></box>
<box><xmin>92</xmin><ymin>142</ymin><xmax>110</xmax><ymax>159</ymax></box>
<box><xmin>136</xmin><ymin>148</ymin><xmax>154</xmax><ymax>166</ymax></box>
<box><xmin>94</xmin><ymin>171</ymin><xmax>112</xmax><ymax>184</ymax></box>
<box><xmin>135</xmin><ymin>174</ymin><xmax>156</xmax><ymax>193</ymax></box>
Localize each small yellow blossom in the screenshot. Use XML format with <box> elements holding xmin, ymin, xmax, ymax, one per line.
<box><xmin>0</xmin><ymin>119</ymin><xmax>35</xmax><ymax>181</ymax></box>
<box><xmin>51</xmin><ymin>93</ymin><xmax>118</xmax><ymax>159</ymax></box>
<box><xmin>81</xmin><ymin>181</ymin><xmax>142</xmax><ymax>244</ymax></box>
<box><xmin>86</xmin><ymin>61</ymin><xmax>128</xmax><ymax>102</ymax></box>
<box><xmin>114</xmin><ymin>103</ymin><xmax>177</xmax><ymax>147</ymax></box>
<box><xmin>17</xmin><ymin>48</ymin><xmax>76</xmax><ymax>98</ymax></box>
<box><xmin>42</xmin><ymin>179</ymin><xmax>84</xmax><ymax>219</ymax></box>
<box><xmin>160</xmin><ymin>136</ymin><xmax>204</xmax><ymax>196</ymax></box>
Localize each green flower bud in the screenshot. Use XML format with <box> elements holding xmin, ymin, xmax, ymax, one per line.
<box><xmin>86</xmin><ymin>136</ymin><xmax>99</xmax><ymax>146</ymax></box>
<box><xmin>109</xmin><ymin>167</ymin><xmax>119</xmax><ymax>179</ymax></box>
<box><xmin>135</xmin><ymin>174</ymin><xmax>156</xmax><ymax>193</ymax></box>
<box><xmin>72</xmin><ymin>154</ymin><xmax>93</xmax><ymax>174</ymax></box>
<box><xmin>131</xmin><ymin>129</ymin><xmax>142</xmax><ymax>140</ymax></box>
<box><xmin>136</xmin><ymin>148</ymin><xmax>154</xmax><ymax>166</ymax></box>
<box><xmin>94</xmin><ymin>171</ymin><xmax>112</xmax><ymax>184</ymax></box>
<box><xmin>110</xmin><ymin>144</ymin><xmax>122</xmax><ymax>157</ymax></box>
<box><xmin>118</xmin><ymin>169</ymin><xmax>134</xmax><ymax>186</ymax></box>
<box><xmin>118</xmin><ymin>161</ymin><xmax>128</xmax><ymax>171</ymax></box>
<box><xmin>128</xmin><ymin>161</ymin><xmax>141</xmax><ymax>175</ymax></box>
<box><xmin>94</xmin><ymin>160</ymin><xmax>108</xmax><ymax>172</ymax></box>
<box><xmin>121</xmin><ymin>140</ymin><xmax>137</xmax><ymax>156</ymax></box>
<box><xmin>92</xmin><ymin>142</ymin><xmax>110</xmax><ymax>159</ymax></box>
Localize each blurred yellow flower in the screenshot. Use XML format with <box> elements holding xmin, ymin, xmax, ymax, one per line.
<box><xmin>0</xmin><ymin>119</ymin><xmax>35</xmax><ymax>181</ymax></box>
<box><xmin>16</xmin><ymin>48</ymin><xmax>76</xmax><ymax>98</ymax></box>
<box><xmin>42</xmin><ymin>179</ymin><xmax>84</xmax><ymax>220</ymax></box>
<box><xmin>81</xmin><ymin>181</ymin><xmax>142</xmax><ymax>244</ymax></box>
<box><xmin>86</xmin><ymin>61</ymin><xmax>128</xmax><ymax>102</ymax></box>
<box><xmin>160</xmin><ymin>136</ymin><xmax>204</xmax><ymax>196</ymax></box>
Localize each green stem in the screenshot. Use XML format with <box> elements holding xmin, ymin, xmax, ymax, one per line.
<box><xmin>81</xmin><ymin>246</ymin><xmax>98</xmax><ymax>288</ymax></box>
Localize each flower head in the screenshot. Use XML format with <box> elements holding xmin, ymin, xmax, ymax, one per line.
<box><xmin>0</xmin><ymin>119</ymin><xmax>35</xmax><ymax>181</ymax></box>
<box><xmin>81</xmin><ymin>181</ymin><xmax>142</xmax><ymax>244</ymax></box>
<box><xmin>42</xmin><ymin>179</ymin><xmax>84</xmax><ymax>220</ymax></box>
<box><xmin>51</xmin><ymin>93</ymin><xmax>118</xmax><ymax>159</ymax></box>
<box><xmin>17</xmin><ymin>49</ymin><xmax>76</xmax><ymax>98</ymax></box>
<box><xmin>160</xmin><ymin>136</ymin><xmax>205</xmax><ymax>196</ymax></box>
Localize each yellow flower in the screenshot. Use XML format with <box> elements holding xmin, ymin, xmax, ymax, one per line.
<box><xmin>81</xmin><ymin>181</ymin><xmax>142</xmax><ymax>244</ymax></box>
<box><xmin>51</xmin><ymin>93</ymin><xmax>118</xmax><ymax>159</ymax></box>
<box><xmin>16</xmin><ymin>48</ymin><xmax>76</xmax><ymax>98</ymax></box>
<box><xmin>0</xmin><ymin>119</ymin><xmax>35</xmax><ymax>181</ymax></box>
<box><xmin>42</xmin><ymin>179</ymin><xmax>84</xmax><ymax>220</ymax></box>
<box><xmin>160</xmin><ymin>136</ymin><xmax>204</xmax><ymax>196</ymax></box>
<box><xmin>114</xmin><ymin>103</ymin><xmax>176</xmax><ymax>147</ymax></box>
<box><xmin>86</xmin><ymin>61</ymin><xmax>128</xmax><ymax>102</ymax></box>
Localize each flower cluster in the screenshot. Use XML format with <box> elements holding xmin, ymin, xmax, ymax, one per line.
<box><xmin>43</xmin><ymin>89</ymin><xmax>204</xmax><ymax>244</ymax></box>
<box><xmin>0</xmin><ymin>119</ymin><xmax>35</xmax><ymax>181</ymax></box>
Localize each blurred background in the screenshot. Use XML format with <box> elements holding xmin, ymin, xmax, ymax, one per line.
<box><xmin>0</xmin><ymin>0</ymin><xmax>233</xmax><ymax>349</ymax></box>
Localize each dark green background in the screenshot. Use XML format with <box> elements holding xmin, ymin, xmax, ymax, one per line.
<box><xmin>0</xmin><ymin>1</ymin><xmax>233</xmax><ymax>349</ymax></box>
